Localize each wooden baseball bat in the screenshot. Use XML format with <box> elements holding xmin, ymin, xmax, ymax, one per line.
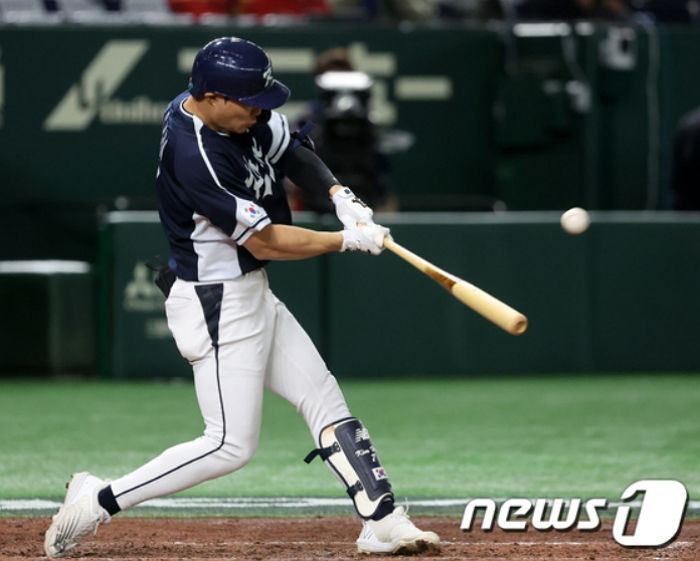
<box><xmin>383</xmin><ymin>238</ymin><xmax>528</xmax><ymax>336</ymax></box>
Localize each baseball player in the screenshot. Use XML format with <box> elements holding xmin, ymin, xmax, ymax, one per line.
<box><xmin>44</xmin><ymin>37</ymin><xmax>440</xmax><ymax>557</ymax></box>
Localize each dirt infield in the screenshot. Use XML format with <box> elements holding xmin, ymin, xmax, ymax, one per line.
<box><xmin>1</xmin><ymin>517</ymin><xmax>698</xmax><ymax>560</ymax></box>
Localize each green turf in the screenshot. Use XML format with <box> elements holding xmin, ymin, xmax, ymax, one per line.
<box><xmin>0</xmin><ymin>375</ymin><xmax>698</xmax><ymax>501</ymax></box>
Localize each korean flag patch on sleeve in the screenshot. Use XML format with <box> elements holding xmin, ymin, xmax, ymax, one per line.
<box><xmin>244</xmin><ymin>203</ymin><xmax>262</xmax><ymax>222</ymax></box>
<box><xmin>233</xmin><ymin>198</ymin><xmax>270</xmax><ymax>245</ymax></box>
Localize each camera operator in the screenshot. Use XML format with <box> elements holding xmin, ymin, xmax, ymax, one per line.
<box><xmin>289</xmin><ymin>49</ymin><xmax>398</xmax><ymax>214</ymax></box>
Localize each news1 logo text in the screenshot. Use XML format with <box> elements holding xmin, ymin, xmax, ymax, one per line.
<box><xmin>461</xmin><ymin>480</ymin><xmax>688</xmax><ymax>547</ymax></box>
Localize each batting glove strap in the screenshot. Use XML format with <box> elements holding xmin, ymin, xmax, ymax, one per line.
<box><xmin>332</xmin><ymin>187</ymin><xmax>374</xmax><ymax>229</ymax></box>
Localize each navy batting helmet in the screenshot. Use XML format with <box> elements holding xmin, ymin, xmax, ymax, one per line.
<box><xmin>189</xmin><ymin>37</ymin><xmax>290</xmax><ymax>110</ymax></box>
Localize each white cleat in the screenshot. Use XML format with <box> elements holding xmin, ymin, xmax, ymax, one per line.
<box><xmin>44</xmin><ymin>472</ymin><xmax>111</xmax><ymax>558</ymax></box>
<box><xmin>356</xmin><ymin>506</ymin><xmax>440</xmax><ymax>555</ymax></box>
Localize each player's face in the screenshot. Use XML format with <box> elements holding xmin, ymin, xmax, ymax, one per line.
<box><xmin>209</xmin><ymin>95</ymin><xmax>262</xmax><ymax>134</ymax></box>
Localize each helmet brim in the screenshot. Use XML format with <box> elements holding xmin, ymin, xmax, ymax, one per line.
<box><xmin>238</xmin><ymin>79</ymin><xmax>290</xmax><ymax>110</ymax></box>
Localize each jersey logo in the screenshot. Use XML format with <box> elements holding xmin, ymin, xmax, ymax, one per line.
<box><xmin>243</xmin><ymin>138</ymin><xmax>276</xmax><ymax>200</ymax></box>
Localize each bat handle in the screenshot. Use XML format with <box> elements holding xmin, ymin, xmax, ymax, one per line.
<box><xmin>383</xmin><ymin>238</ymin><xmax>438</xmax><ymax>275</ymax></box>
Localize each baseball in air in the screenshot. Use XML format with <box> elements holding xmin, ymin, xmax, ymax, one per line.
<box><xmin>560</xmin><ymin>207</ymin><xmax>590</xmax><ymax>235</ymax></box>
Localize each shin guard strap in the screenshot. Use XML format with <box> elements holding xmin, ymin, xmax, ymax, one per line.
<box><xmin>303</xmin><ymin>442</ymin><xmax>340</xmax><ymax>464</ymax></box>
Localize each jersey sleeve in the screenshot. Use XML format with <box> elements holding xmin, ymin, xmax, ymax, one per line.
<box><xmin>256</xmin><ymin>110</ymin><xmax>291</xmax><ymax>165</ymax></box>
<box><xmin>176</xmin><ymin>124</ymin><xmax>271</xmax><ymax>245</ymax></box>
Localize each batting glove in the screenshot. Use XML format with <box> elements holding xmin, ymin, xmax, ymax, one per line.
<box><xmin>341</xmin><ymin>224</ymin><xmax>390</xmax><ymax>255</ymax></box>
<box><xmin>332</xmin><ymin>187</ymin><xmax>374</xmax><ymax>229</ymax></box>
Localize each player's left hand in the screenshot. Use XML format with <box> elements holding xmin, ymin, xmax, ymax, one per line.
<box><xmin>332</xmin><ymin>187</ymin><xmax>374</xmax><ymax>229</ymax></box>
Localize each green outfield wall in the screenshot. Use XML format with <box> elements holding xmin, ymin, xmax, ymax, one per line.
<box><xmin>93</xmin><ymin>211</ymin><xmax>700</xmax><ymax>379</ymax></box>
<box><xmin>2</xmin><ymin>23</ymin><xmax>700</xmax><ymax>262</ymax></box>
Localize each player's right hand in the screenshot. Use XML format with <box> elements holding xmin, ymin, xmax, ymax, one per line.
<box><xmin>340</xmin><ymin>224</ymin><xmax>390</xmax><ymax>255</ymax></box>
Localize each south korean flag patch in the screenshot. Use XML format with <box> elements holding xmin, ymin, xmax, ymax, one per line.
<box><xmin>243</xmin><ymin>202</ymin><xmax>264</xmax><ymax>224</ymax></box>
<box><xmin>372</xmin><ymin>467</ymin><xmax>388</xmax><ymax>481</ymax></box>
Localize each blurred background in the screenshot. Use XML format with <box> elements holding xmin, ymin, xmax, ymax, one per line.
<box><xmin>1</xmin><ymin>0</ymin><xmax>700</xmax><ymax>380</ymax></box>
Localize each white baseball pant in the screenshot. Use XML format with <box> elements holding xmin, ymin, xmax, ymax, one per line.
<box><xmin>109</xmin><ymin>269</ymin><xmax>351</xmax><ymax>509</ymax></box>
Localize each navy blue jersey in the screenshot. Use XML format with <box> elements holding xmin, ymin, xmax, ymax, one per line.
<box><xmin>156</xmin><ymin>92</ymin><xmax>292</xmax><ymax>281</ymax></box>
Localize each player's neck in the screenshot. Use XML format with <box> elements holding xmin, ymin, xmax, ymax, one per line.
<box><xmin>184</xmin><ymin>96</ymin><xmax>233</xmax><ymax>135</ymax></box>
<box><xmin>183</xmin><ymin>96</ymin><xmax>207</xmax><ymax>123</ymax></box>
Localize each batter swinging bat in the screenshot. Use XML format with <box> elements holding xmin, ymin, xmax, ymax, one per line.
<box><xmin>383</xmin><ymin>238</ymin><xmax>528</xmax><ymax>336</ymax></box>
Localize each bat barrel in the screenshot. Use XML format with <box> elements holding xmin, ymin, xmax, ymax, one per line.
<box><xmin>384</xmin><ymin>238</ymin><xmax>528</xmax><ymax>336</ymax></box>
<box><xmin>451</xmin><ymin>281</ymin><xmax>528</xmax><ymax>336</ymax></box>
<box><xmin>510</xmin><ymin>315</ymin><xmax>529</xmax><ymax>335</ymax></box>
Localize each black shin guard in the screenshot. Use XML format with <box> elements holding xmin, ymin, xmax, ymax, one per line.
<box><xmin>305</xmin><ymin>417</ymin><xmax>394</xmax><ymax>519</ymax></box>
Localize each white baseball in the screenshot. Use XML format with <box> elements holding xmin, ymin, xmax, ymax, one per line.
<box><xmin>560</xmin><ymin>207</ymin><xmax>590</xmax><ymax>235</ymax></box>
